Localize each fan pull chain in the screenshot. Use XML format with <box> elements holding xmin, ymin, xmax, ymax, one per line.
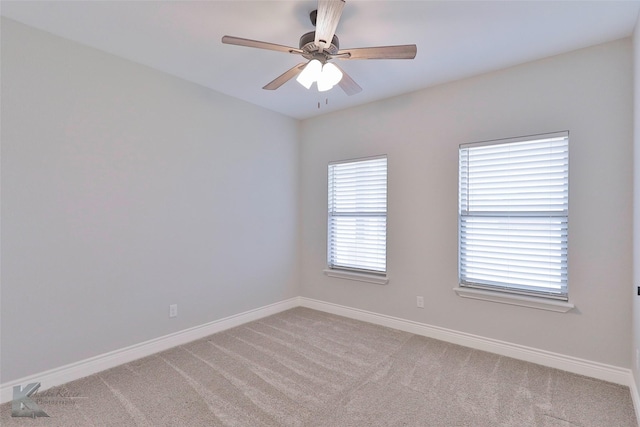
<box><xmin>316</xmin><ymin>97</ymin><xmax>329</xmax><ymax>110</ymax></box>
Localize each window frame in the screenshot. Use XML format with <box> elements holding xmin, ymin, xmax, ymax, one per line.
<box><xmin>458</xmin><ymin>131</ymin><xmax>569</xmax><ymax>302</ymax></box>
<box><xmin>326</xmin><ymin>155</ymin><xmax>388</xmax><ymax>283</ymax></box>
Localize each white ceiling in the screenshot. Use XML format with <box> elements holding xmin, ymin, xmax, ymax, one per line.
<box><xmin>2</xmin><ymin>1</ymin><xmax>639</xmax><ymax>120</ymax></box>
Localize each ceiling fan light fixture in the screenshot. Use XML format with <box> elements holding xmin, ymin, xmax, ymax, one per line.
<box><xmin>298</xmin><ymin>60</ymin><xmax>343</xmax><ymax>92</ymax></box>
<box><xmin>296</xmin><ymin>59</ymin><xmax>322</xmax><ymax>89</ymax></box>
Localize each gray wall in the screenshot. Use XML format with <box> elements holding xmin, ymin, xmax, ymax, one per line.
<box><xmin>633</xmin><ymin>12</ymin><xmax>640</xmax><ymax>391</ymax></box>
<box><xmin>300</xmin><ymin>39</ymin><xmax>633</xmax><ymax>368</ymax></box>
<box><xmin>1</xmin><ymin>19</ymin><xmax>300</xmax><ymax>382</ymax></box>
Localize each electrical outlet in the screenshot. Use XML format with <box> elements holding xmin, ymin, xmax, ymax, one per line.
<box><xmin>416</xmin><ymin>296</ymin><xmax>424</xmax><ymax>308</ymax></box>
<box><xmin>169</xmin><ymin>304</ymin><xmax>178</xmax><ymax>318</ymax></box>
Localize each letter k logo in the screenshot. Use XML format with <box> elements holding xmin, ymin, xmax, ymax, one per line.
<box><xmin>12</xmin><ymin>383</ymin><xmax>49</xmax><ymax>417</ymax></box>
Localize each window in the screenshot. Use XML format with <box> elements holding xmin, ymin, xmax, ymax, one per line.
<box><xmin>458</xmin><ymin>132</ymin><xmax>568</xmax><ymax>300</ymax></box>
<box><xmin>327</xmin><ymin>156</ymin><xmax>387</xmax><ymax>276</ymax></box>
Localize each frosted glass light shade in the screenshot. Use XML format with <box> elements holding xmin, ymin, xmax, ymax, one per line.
<box><xmin>322</xmin><ymin>63</ymin><xmax>343</xmax><ymax>87</ymax></box>
<box><xmin>317</xmin><ymin>63</ymin><xmax>343</xmax><ymax>92</ymax></box>
<box><xmin>317</xmin><ymin>75</ymin><xmax>333</xmax><ymax>92</ymax></box>
<box><xmin>296</xmin><ymin>59</ymin><xmax>322</xmax><ymax>89</ymax></box>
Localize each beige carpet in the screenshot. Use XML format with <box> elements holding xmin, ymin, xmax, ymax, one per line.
<box><xmin>1</xmin><ymin>307</ymin><xmax>636</xmax><ymax>426</ymax></box>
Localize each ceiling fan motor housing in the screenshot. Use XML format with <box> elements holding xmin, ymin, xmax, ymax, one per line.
<box><xmin>299</xmin><ymin>31</ymin><xmax>340</xmax><ymax>60</ymax></box>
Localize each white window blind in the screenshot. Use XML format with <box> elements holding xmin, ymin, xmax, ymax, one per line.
<box><xmin>328</xmin><ymin>156</ymin><xmax>387</xmax><ymax>275</ymax></box>
<box><xmin>459</xmin><ymin>132</ymin><xmax>568</xmax><ymax>300</ymax></box>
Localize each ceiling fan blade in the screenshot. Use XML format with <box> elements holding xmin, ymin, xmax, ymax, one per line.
<box><xmin>222</xmin><ymin>36</ymin><xmax>303</xmax><ymax>55</ymax></box>
<box><xmin>333</xmin><ymin>64</ymin><xmax>362</xmax><ymax>96</ymax></box>
<box><xmin>263</xmin><ymin>63</ymin><xmax>307</xmax><ymax>90</ymax></box>
<box><xmin>337</xmin><ymin>45</ymin><xmax>417</xmax><ymax>60</ymax></box>
<box><xmin>314</xmin><ymin>0</ymin><xmax>346</xmax><ymax>51</ymax></box>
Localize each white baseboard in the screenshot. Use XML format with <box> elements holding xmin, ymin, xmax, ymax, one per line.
<box><xmin>299</xmin><ymin>297</ymin><xmax>634</xmax><ymax>388</ymax></box>
<box><xmin>0</xmin><ymin>297</ymin><xmax>300</xmax><ymax>404</ymax></box>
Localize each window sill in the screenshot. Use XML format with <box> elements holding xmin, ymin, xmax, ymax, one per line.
<box><xmin>323</xmin><ymin>269</ymin><xmax>389</xmax><ymax>285</ymax></box>
<box><xmin>453</xmin><ymin>287</ymin><xmax>574</xmax><ymax>313</ymax></box>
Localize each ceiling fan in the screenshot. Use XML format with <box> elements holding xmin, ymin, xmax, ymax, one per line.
<box><xmin>221</xmin><ymin>0</ymin><xmax>417</xmax><ymax>96</ymax></box>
